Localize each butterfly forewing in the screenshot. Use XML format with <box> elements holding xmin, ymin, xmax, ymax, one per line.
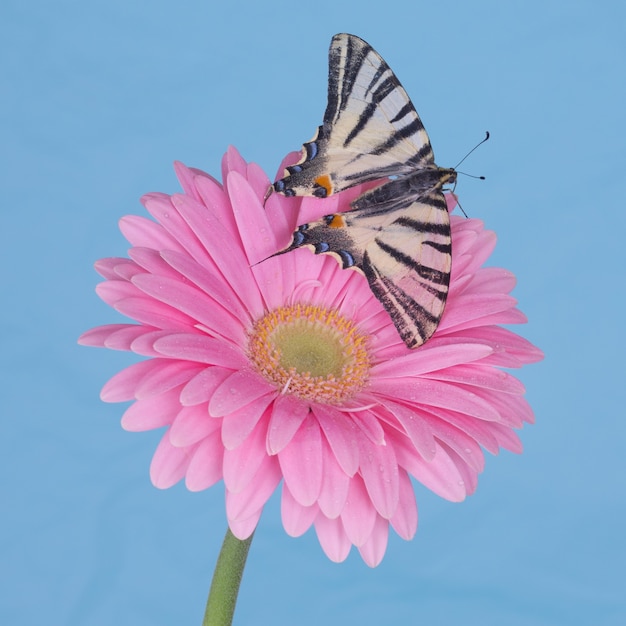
<box><xmin>271</xmin><ymin>33</ymin><xmax>456</xmax><ymax>349</ymax></box>
<box><xmin>276</xmin><ymin>34</ymin><xmax>435</xmax><ymax>198</ymax></box>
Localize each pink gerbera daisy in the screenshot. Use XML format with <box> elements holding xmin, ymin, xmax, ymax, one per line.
<box><xmin>79</xmin><ymin>146</ymin><xmax>542</xmax><ymax>567</ymax></box>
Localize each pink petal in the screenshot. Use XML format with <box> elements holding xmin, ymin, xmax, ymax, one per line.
<box><xmin>340</xmin><ymin>477</ymin><xmax>377</xmax><ymax>546</ymax></box>
<box><xmin>278</xmin><ymin>414</ymin><xmax>323</xmax><ymax>507</ymax></box>
<box><xmin>220</xmin><ymin>399</ymin><xmax>273</xmax><ymax>450</ymax></box>
<box><xmin>101</xmin><ymin>359</ymin><xmax>163</xmax><ymax>402</ymax></box>
<box><xmin>150</xmin><ymin>434</ymin><xmax>194</xmax><ymax>489</ymax></box>
<box><xmin>134</xmin><ymin>360</ymin><xmax>204</xmax><ymax>399</ymax></box>
<box><xmin>171</xmin><ymin>193</ymin><xmax>265</xmax><ymax>318</ymax></box>
<box><xmin>357</xmin><ymin>515</ymin><xmax>389</xmax><ymax>567</ymax></box>
<box><xmin>228</xmin><ymin>171</ymin><xmax>297</xmax><ymax>311</ymax></box>
<box><xmin>221</xmin><ymin>146</ymin><xmax>248</xmax><ymax>185</ymax></box>
<box><xmin>209</xmin><ymin>369</ymin><xmax>274</xmax><ymax>417</ymax></box>
<box><xmin>114</xmin><ymin>296</ymin><xmax>197</xmax><ymax>330</ymax></box>
<box><xmin>464</xmin><ymin>227</ymin><xmax>498</xmax><ymax>270</ymax></box>
<box><xmin>222</xmin><ymin>412</ymin><xmax>270</xmax><ymax>493</ymax></box>
<box><xmin>78</xmin><ymin>324</ymin><xmax>142</xmax><ymax>348</ymax></box>
<box><xmin>273</xmin><ymin>150</ymin><xmax>301</xmax><ymax>180</ymax></box>
<box><xmin>425</xmin><ymin>416</ymin><xmax>485</xmax><ymax>473</ymax></box>
<box><xmin>314</xmin><ymin>515</ymin><xmax>351</xmax><ymax>563</ymax></box>
<box><xmin>174</xmin><ymin>162</ymin><xmax>223</xmax><ymax>203</ymax></box>
<box><xmin>131</xmin><ymin>273</ymin><xmax>245</xmax><ymax>344</ymax></box>
<box><xmin>173</xmin><ymin>161</ymin><xmax>205</xmax><ymax>202</ymax></box>
<box><xmin>229</xmin><ymin>512</ymin><xmax>262</xmax><ymax>540</ymax></box>
<box><xmin>350</xmin><ymin>410</ymin><xmax>386</xmax><ymax>445</ymax></box>
<box><xmin>141</xmin><ymin>193</ymin><xmax>216</xmax><ymax>266</ymax></box>
<box><xmin>448</xmin><ymin>229</ymin><xmax>478</xmax><ymax>262</ymax></box>
<box><xmin>193</xmin><ymin>172</ymin><xmax>239</xmax><ymax>241</ymax></box>
<box><xmin>225</xmin><ymin>455</ymin><xmax>282</xmax><ymax>522</ymax></box>
<box><xmin>227</xmin><ymin>171</ymin><xmax>278</xmax><ymax>264</ymax></box>
<box><xmin>185</xmin><ymin>431</ymin><xmax>224</xmax><ymax>491</ymax></box>
<box><xmin>377</xmin><ymin>400</ymin><xmax>437</xmax><ymax>461</ymax></box>
<box><xmin>316</xmin><ymin>443</ymin><xmax>350</xmax><ymax>519</ymax></box>
<box><xmin>180</xmin><ymin>367</ymin><xmax>232</xmax><ymax>406</ymax></box>
<box><xmin>96</xmin><ymin>280</ymin><xmax>141</xmax><ymax>306</ymax></box>
<box><xmin>371</xmin><ymin>343</ymin><xmax>493</xmax><ymax>378</ymax></box>
<box><xmin>119</xmin><ymin>212</ymin><xmax>184</xmax><ymax>252</ymax></box>
<box><xmin>370</xmin><ymin>377</ymin><xmax>502</xmax><ymax>422</ymax></box>
<box><xmin>128</xmin><ymin>247</ymin><xmax>183</xmax><ymax>279</ymax></box>
<box><xmin>121</xmin><ymin>390</ymin><xmax>183</xmax><ymax>431</ymax></box>
<box><xmin>281</xmin><ymin>485</ymin><xmax>318</xmax><ymax>537</ymax></box>
<box><xmin>489</xmin><ymin>422</ymin><xmax>524</xmax><ymax>453</ymax></box>
<box><xmin>472</xmin><ymin>388</ymin><xmax>535</xmax><ymax>427</ymax></box>
<box><xmin>159</xmin><ymin>249</ymin><xmax>250</xmax><ymax>326</ymax></box>
<box><xmin>467</xmin><ymin>267</ymin><xmax>517</xmax><ymax>295</ymax></box>
<box><xmin>313</xmin><ymin>405</ymin><xmax>360</xmax><ymax>476</ymax></box>
<box><xmin>441</xmin><ymin>293</ymin><xmax>519</xmax><ymax>331</ymax></box>
<box><xmin>153</xmin><ymin>333</ymin><xmax>247</xmax><ymax>368</ymax></box>
<box><xmin>104</xmin><ymin>325</ymin><xmax>159</xmax><ymax>351</ymax></box>
<box><xmin>389</xmin><ymin>469</ymin><xmax>418</xmax><ymax>540</ymax></box>
<box><xmin>128</xmin><ymin>330</ymin><xmax>177</xmax><ymax>357</ymax></box>
<box><xmin>389</xmin><ymin>430</ymin><xmax>467</xmax><ymax>502</ymax></box>
<box><xmin>442</xmin><ymin>443</ymin><xmax>479</xmax><ymax>496</ymax></box>
<box><xmin>358</xmin><ymin>438</ymin><xmax>400</xmax><ymax>519</ymax></box>
<box><xmin>449</xmin><ymin>326</ymin><xmax>544</xmax><ymax>366</ymax></box>
<box><xmin>169</xmin><ymin>405</ymin><xmax>220</xmax><ymax>447</ymax></box>
<box><xmin>422</xmin><ymin>363</ymin><xmax>526</xmax><ymax>395</ymax></box>
<box><xmin>425</xmin><ymin>406</ymin><xmax>500</xmax><ymax>455</ymax></box>
<box><xmin>246</xmin><ymin>161</ymin><xmax>272</xmax><ymax>201</ymax></box>
<box><xmin>266</xmin><ymin>395</ymin><xmax>309</xmax><ymax>454</ymax></box>
<box><xmin>94</xmin><ymin>257</ymin><xmax>137</xmax><ymax>280</ymax></box>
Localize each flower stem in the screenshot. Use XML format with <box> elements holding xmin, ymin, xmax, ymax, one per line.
<box><xmin>202</xmin><ymin>528</ymin><xmax>254</xmax><ymax>626</ymax></box>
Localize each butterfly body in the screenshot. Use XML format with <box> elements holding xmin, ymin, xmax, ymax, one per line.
<box><xmin>271</xmin><ymin>33</ymin><xmax>456</xmax><ymax>349</ymax></box>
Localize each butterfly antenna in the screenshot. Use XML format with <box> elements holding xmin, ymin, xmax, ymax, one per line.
<box><xmin>454</xmin><ymin>131</ymin><xmax>490</xmax><ymax>170</ymax></box>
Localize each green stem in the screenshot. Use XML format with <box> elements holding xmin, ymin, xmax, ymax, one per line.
<box><xmin>202</xmin><ymin>528</ymin><xmax>254</xmax><ymax>626</ymax></box>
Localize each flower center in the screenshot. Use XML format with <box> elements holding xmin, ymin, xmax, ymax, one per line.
<box><xmin>248</xmin><ymin>304</ymin><xmax>370</xmax><ymax>404</ymax></box>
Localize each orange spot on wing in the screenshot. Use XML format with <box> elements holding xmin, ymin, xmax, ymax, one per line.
<box><xmin>314</xmin><ymin>175</ymin><xmax>333</xmax><ymax>195</ymax></box>
<box><xmin>327</xmin><ymin>214</ymin><xmax>345</xmax><ymax>228</ymax></box>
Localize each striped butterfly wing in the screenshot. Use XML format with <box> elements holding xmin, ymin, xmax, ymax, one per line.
<box><xmin>272</xmin><ymin>33</ymin><xmax>455</xmax><ymax>349</ymax></box>
<box><xmin>273</xmin><ymin>33</ymin><xmax>435</xmax><ymax>198</ymax></box>
<box><xmin>278</xmin><ymin>174</ymin><xmax>453</xmax><ymax>348</ymax></box>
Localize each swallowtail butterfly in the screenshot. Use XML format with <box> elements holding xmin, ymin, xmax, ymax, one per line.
<box><xmin>270</xmin><ymin>33</ymin><xmax>457</xmax><ymax>349</ymax></box>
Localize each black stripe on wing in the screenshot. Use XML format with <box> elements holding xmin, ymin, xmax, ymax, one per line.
<box><xmin>325</xmin><ymin>34</ymin><xmax>367</xmax><ymax>123</ymax></box>
<box><xmin>371</xmin><ymin>116</ymin><xmax>428</xmax><ymax>157</ymax></box>
<box><xmin>393</xmin><ymin>216</ymin><xmax>452</xmax><ymax>238</ymax></box>
<box><xmin>373</xmin><ymin>238</ymin><xmax>450</xmax><ymax>291</ymax></box>
<box><xmin>361</xmin><ymin>252</ymin><xmax>443</xmax><ymax>348</ymax></box>
<box><xmin>344</xmin><ymin>74</ymin><xmax>397</xmax><ymax>147</ymax></box>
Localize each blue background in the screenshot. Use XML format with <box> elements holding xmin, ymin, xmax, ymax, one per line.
<box><xmin>2</xmin><ymin>1</ymin><xmax>624</xmax><ymax>624</ymax></box>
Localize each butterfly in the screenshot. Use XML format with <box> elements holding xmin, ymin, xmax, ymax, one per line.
<box><xmin>268</xmin><ymin>33</ymin><xmax>457</xmax><ymax>349</ymax></box>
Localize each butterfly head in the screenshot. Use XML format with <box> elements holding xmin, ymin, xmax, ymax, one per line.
<box><xmin>440</xmin><ymin>168</ymin><xmax>457</xmax><ymax>188</ymax></box>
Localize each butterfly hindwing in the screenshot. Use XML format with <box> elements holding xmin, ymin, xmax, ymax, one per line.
<box><xmin>278</xmin><ymin>178</ymin><xmax>452</xmax><ymax>348</ymax></box>
<box><xmin>271</xmin><ymin>33</ymin><xmax>456</xmax><ymax>349</ymax></box>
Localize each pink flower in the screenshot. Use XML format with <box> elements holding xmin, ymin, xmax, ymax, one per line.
<box><xmin>79</xmin><ymin>147</ymin><xmax>543</xmax><ymax>567</ymax></box>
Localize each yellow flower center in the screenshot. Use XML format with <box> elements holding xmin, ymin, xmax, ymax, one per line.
<box><xmin>248</xmin><ymin>304</ymin><xmax>370</xmax><ymax>404</ymax></box>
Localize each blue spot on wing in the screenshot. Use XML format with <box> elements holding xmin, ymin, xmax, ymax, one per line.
<box><xmin>338</xmin><ymin>250</ymin><xmax>355</xmax><ymax>268</ymax></box>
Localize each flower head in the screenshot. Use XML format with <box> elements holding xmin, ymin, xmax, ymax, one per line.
<box><xmin>80</xmin><ymin>147</ymin><xmax>542</xmax><ymax>566</ymax></box>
